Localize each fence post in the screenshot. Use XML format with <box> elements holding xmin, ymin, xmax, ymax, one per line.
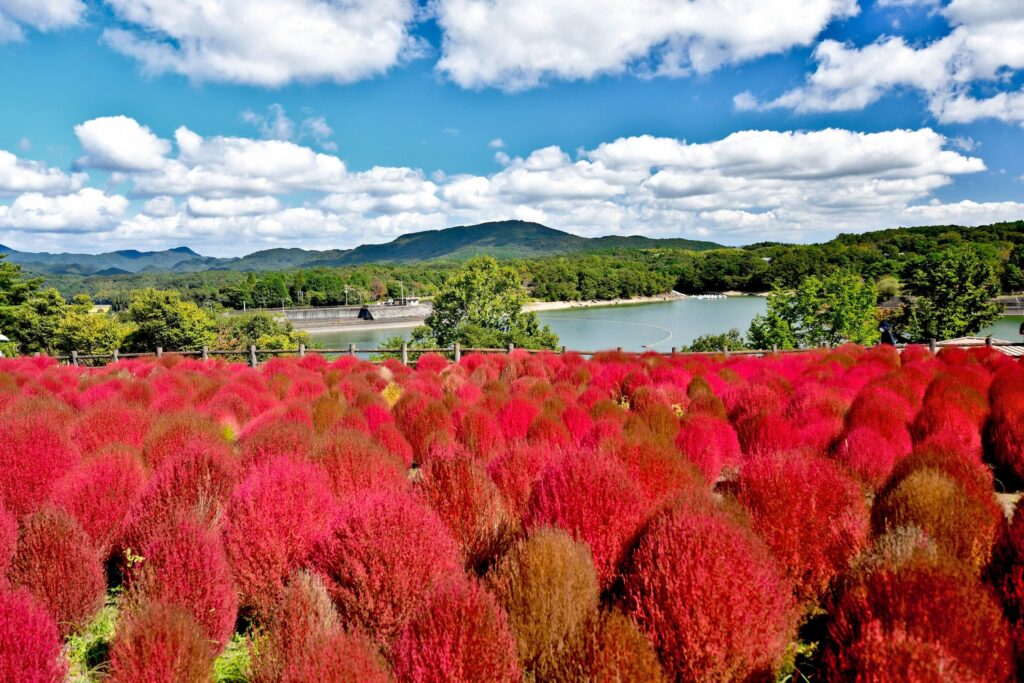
<box><xmin>71</xmin><ymin>350</ymin><xmax>79</xmax><ymax>367</ymax></box>
<box><xmin>560</xmin><ymin>345</ymin><xmax>567</xmax><ymax>354</ymax></box>
<box><xmin>928</xmin><ymin>338</ymin><xmax>937</xmax><ymax>354</ymax></box>
<box><xmin>348</xmin><ymin>343</ymin><xmax>356</xmax><ymax>358</ymax></box>
<box><xmin>671</xmin><ymin>346</ymin><xmax>678</xmax><ymax>354</ymax></box>
<box><xmin>772</xmin><ymin>344</ymin><xmax>778</xmax><ymax>354</ymax></box>
<box><xmin>298</xmin><ymin>343</ymin><xmax>306</xmax><ymax>358</ymax></box>
<box><xmin>33</xmin><ymin>352</ymin><xmax>40</xmax><ymax>357</ymax></box>
<box><xmin>249</xmin><ymin>345</ymin><xmax>258</xmax><ymax>368</ymax></box>
<box><xmin>201</xmin><ymin>345</ymin><xmax>209</xmax><ymax>361</ymax></box>
<box><xmin>616</xmin><ymin>346</ymin><xmax>623</xmax><ymax>353</ymax></box>
<box><xmin>507</xmin><ymin>343</ymin><xmax>515</xmax><ymax>354</ymax></box>
<box><xmin>986</xmin><ymin>336</ymin><xmax>993</xmax><ymax>347</ymax></box>
<box><xmin>112</xmin><ymin>349</ymin><xmax>119</xmax><ymax>362</ymax></box>
<box><xmin>723</xmin><ymin>345</ymin><xmax>731</xmax><ymax>357</ymax></box>
<box><xmin>401</xmin><ymin>342</ymin><xmax>408</xmax><ymax>366</ymax></box>
<box><xmin>156</xmin><ymin>346</ymin><xmax>163</xmax><ymax>358</ymax></box>
<box><xmin>454</xmin><ymin>342</ymin><xmax>461</xmax><ymax>362</ymax></box>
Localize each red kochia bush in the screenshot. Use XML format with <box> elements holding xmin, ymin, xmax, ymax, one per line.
<box><xmin>50</xmin><ymin>447</ymin><xmax>147</xmax><ymax>558</ymax></box>
<box><xmin>7</xmin><ymin>507</ymin><xmax>105</xmax><ymax>636</ymax></box>
<box><xmin>832</xmin><ymin>425</ymin><xmax>911</xmax><ymax>488</ymax></box>
<box><xmin>107</xmin><ymin>601</ymin><xmax>214</xmax><ymax>683</ymax></box>
<box><xmin>313</xmin><ymin>429</ymin><xmax>409</xmax><ymax>499</ymax></box>
<box><xmin>526</xmin><ymin>450</ymin><xmax>646</xmax><ymax>589</ymax></box>
<box><xmin>0</xmin><ymin>503</ymin><xmax>15</xmax><ymax>577</ymax></box>
<box><xmin>497</xmin><ymin>397</ymin><xmax>541</xmax><ymax>441</ymax></box>
<box><xmin>989</xmin><ymin>392</ymin><xmax>1024</xmax><ymax>481</ymax></box>
<box><xmin>0</xmin><ymin>589</ymin><xmax>67</xmax><ymax>682</ymax></box>
<box><xmin>72</xmin><ymin>403</ymin><xmax>151</xmax><ymax>455</ymax></box>
<box><xmin>0</xmin><ymin>411</ymin><xmax>79</xmax><ymax>515</ymax></box>
<box><xmin>310</xmin><ymin>491</ymin><xmax>462</xmax><ymax>649</ymax></box>
<box><xmin>738</xmin><ymin>452</ymin><xmax>870</xmax><ymax>603</ymax></box>
<box><xmin>393</xmin><ymin>578</ymin><xmax>521</xmax><ymax>683</ymax></box>
<box><xmin>223</xmin><ymin>457</ymin><xmax>338</xmax><ymax>620</ymax></box>
<box><xmin>251</xmin><ymin>572</ymin><xmax>392</xmax><ymax>683</ymax></box>
<box><xmin>623</xmin><ymin>501</ymin><xmax>796</xmax><ymax>682</ymax></box>
<box><xmin>419</xmin><ymin>455</ymin><xmax>513</xmax><ymax>572</ymax></box>
<box><xmin>674</xmin><ymin>414</ymin><xmax>742</xmax><ymax>483</ymax></box>
<box><xmin>126</xmin><ymin>515</ymin><xmax>238</xmax><ymax>648</ymax></box>
<box><xmin>825</xmin><ymin>558</ymin><xmax>1013</xmax><ymax>681</ymax></box>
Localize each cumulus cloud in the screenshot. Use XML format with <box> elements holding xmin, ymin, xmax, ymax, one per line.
<box><xmin>434</xmin><ymin>0</ymin><xmax>857</xmax><ymax>90</ymax></box>
<box><xmin>242</xmin><ymin>104</ymin><xmax>337</xmax><ymax>151</ymax></box>
<box><xmin>5</xmin><ymin>117</ymin><xmax>1018</xmax><ymax>253</ymax></box>
<box><xmin>0</xmin><ymin>0</ymin><xmax>84</xmax><ymax>42</ymax></box>
<box><xmin>75</xmin><ymin>116</ymin><xmax>171</xmax><ymax>171</ymax></box>
<box><xmin>0</xmin><ymin>188</ymin><xmax>128</xmax><ymax>231</ymax></box>
<box><xmin>743</xmin><ymin>0</ymin><xmax>1024</xmax><ymax>125</ymax></box>
<box><xmin>0</xmin><ymin>150</ymin><xmax>86</xmax><ymax>195</ymax></box>
<box><xmin>101</xmin><ymin>0</ymin><xmax>421</xmax><ymax>86</ymax></box>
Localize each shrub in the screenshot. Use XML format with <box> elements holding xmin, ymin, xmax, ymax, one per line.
<box><xmin>837</xmin><ymin>622</ymin><xmax>981</xmax><ymax>682</ymax></box>
<box><xmin>738</xmin><ymin>452</ymin><xmax>870</xmax><ymax>603</ymax></box>
<box><xmin>107</xmin><ymin>602</ymin><xmax>214</xmax><ymax>683</ymax></box>
<box><xmin>525</xmin><ymin>450</ymin><xmax>646</xmax><ymax>589</ymax></box>
<box><xmin>251</xmin><ymin>572</ymin><xmax>392</xmax><ymax>683</ymax></box>
<box><xmin>623</xmin><ymin>501</ymin><xmax>796</xmax><ymax>682</ymax></box>
<box><xmin>485</xmin><ymin>528</ymin><xmax>599</xmax><ymax>680</ymax></box>
<box><xmin>50</xmin><ymin>447</ymin><xmax>147</xmax><ymax>558</ymax></box>
<box><xmin>310</xmin><ymin>491</ymin><xmax>462</xmax><ymax>649</ymax></box>
<box><xmin>141</xmin><ymin>413</ymin><xmax>228</xmax><ymax>470</ymax></box>
<box><xmin>0</xmin><ymin>411</ymin><xmax>79</xmax><ymax>516</ymax></box>
<box><xmin>72</xmin><ymin>403</ymin><xmax>151</xmax><ymax>456</ymax></box>
<box><xmin>550</xmin><ymin>608</ymin><xmax>667</xmax><ymax>683</ymax></box>
<box><xmin>497</xmin><ymin>397</ymin><xmax>540</xmax><ymax>441</ymax></box>
<box><xmin>0</xmin><ymin>503</ymin><xmax>15</xmax><ymax>577</ymax></box>
<box><xmin>419</xmin><ymin>455</ymin><xmax>513</xmax><ymax>572</ymax></box>
<box><xmin>223</xmin><ymin>457</ymin><xmax>337</xmax><ymax>620</ymax></box>
<box><xmin>607</xmin><ymin>438</ymin><xmax>705</xmax><ymax>511</ymax></box>
<box><xmin>125</xmin><ymin>514</ymin><xmax>238</xmax><ymax>648</ymax></box>
<box><xmin>988</xmin><ymin>396</ymin><xmax>1024</xmax><ymax>481</ymax></box>
<box><xmin>393</xmin><ymin>578</ymin><xmax>520</xmax><ymax>683</ymax></box>
<box><xmin>824</xmin><ymin>557</ymin><xmax>1013</xmax><ymax>681</ymax></box>
<box><xmin>0</xmin><ymin>588</ymin><xmax>67</xmax><ymax>682</ymax></box>
<box><xmin>120</xmin><ymin>446</ymin><xmax>237</xmax><ymax>551</ymax></box>
<box><xmin>872</xmin><ymin>469</ymin><xmax>1002</xmax><ymax>573</ymax></box>
<box><xmin>456</xmin><ymin>408</ymin><xmax>507</xmax><ymax>462</ymax></box>
<box><xmin>486</xmin><ymin>443</ymin><xmax>554</xmax><ymax>526</ymax></box>
<box><xmin>674</xmin><ymin>414</ymin><xmax>742</xmax><ymax>483</ymax></box>
<box><xmin>7</xmin><ymin>507</ymin><xmax>105</xmax><ymax>636</ymax></box>
<box><xmin>832</xmin><ymin>425</ymin><xmax>911</xmax><ymax>488</ymax></box>
<box><xmin>313</xmin><ymin>429</ymin><xmax>409</xmax><ymax>499</ymax></box>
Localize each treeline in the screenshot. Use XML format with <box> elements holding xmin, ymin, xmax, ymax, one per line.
<box><xmin>36</xmin><ymin>220</ymin><xmax>1024</xmax><ymax>309</ymax></box>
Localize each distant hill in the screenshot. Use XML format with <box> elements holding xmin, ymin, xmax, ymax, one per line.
<box><xmin>1</xmin><ymin>221</ymin><xmax>723</xmax><ymax>275</ymax></box>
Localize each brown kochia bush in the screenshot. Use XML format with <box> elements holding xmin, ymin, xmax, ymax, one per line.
<box><xmin>872</xmin><ymin>468</ymin><xmax>1003</xmax><ymax>573</ymax></box>
<box><xmin>107</xmin><ymin>601</ymin><xmax>214</xmax><ymax>683</ymax></box>
<box><xmin>486</xmin><ymin>528</ymin><xmax>600</xmax><ymax>680</ymax></box>
<box><xmin>546</xmin><ymin>608</ymin><xmax>667</xmax><ymax>683</ymax></box>
<box><xmin>251</xmin><ymin>572</ymin><xmax>392</xmax><ymax>683</ymax></box>
<box><xmin>7</xmin><ymin>506</ymin><xmax>106</xmax><ymax>636</ymax></box>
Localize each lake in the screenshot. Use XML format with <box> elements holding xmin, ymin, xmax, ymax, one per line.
<box><xmin>308</xmin><ymin>297</ymin><xmax>1024</xmax><ymax>352</ymax></box>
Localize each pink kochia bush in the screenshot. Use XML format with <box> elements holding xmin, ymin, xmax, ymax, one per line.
<box><xmin>310</xmin><ymin>491</ymin><xmax>462</xmax><ymax>649</ymax></box>
<box><xmin>223</xmin><ymin>456</ymin><xmax>338</xmax><ymax>619</ymax></box>
<box><xmin>0</xmin><ymin>347</ymin><xmax>1020</xmax><ymax>675</ymax></box>
<box><xmin>623</xmin><ymin>498</ymin><xmax>797</xmax><ymax>682</ymax></box>
<box><xmin>0</xmin><ymin>589</ymin><xmax>67</xmax><ymax>682</ymax></box>
<box><xmin>393</xmin><ymin>578</ymin><xmax>521</xmax><ymax>683</ymax></box>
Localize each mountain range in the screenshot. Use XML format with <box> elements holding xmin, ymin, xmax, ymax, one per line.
<box><xmin>0</xmin><ymin>221</ymin><xmax>723</xmax><ymax>275</ymax></box>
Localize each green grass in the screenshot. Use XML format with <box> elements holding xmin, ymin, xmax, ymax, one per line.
<box><xmin>65</xmin><ymin>595</ymin><xmax>119</xmax><ymax>682</ymax></box>
<box><xmin>213</xmin><ymin>633</ymin><xmax>252</xmax><ymax>682</ymax></box>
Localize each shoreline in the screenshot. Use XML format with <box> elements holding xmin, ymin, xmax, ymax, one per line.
<box><xmin>301</xmin><ymin>319</ymin><xmax>424</xmax><ymax>334</ymax></box>
<box><xmin>524</xmin><ymin>292</ymin><xmax>687</xmax><ymax>312</ymax></box>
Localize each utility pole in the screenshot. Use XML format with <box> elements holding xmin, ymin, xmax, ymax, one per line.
<box><xmin>400</xmin><ymin>280</ymin><xmax>404</xmax><ymax>305</ymax></box>
<box><xmin>345</xmin><ymin>285</ymin><xmax>349</xmax><ymax>306</ymax></box>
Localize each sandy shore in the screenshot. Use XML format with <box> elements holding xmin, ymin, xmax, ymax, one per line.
<box><xmin>300</xmin><ymin>319</ymin><xmax>424</xmax><ymax>334</ymax></box>
<box><xmin>524</xmin><ymin>292</ymin><xmax>686</xmax><ymax>312</ymax></box>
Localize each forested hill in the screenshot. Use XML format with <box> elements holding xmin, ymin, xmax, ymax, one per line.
<box><xmin>0</xmin><ymin>221</ymin><xmax>722</xmax><ymax>275</ymax></box>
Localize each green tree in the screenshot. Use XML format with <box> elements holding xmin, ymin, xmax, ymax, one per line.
<box><xmin>748</xmin><ymin>272</ymin><xmax>879</xmax><ymax>349</ymax></box>
<box><xmin>215</xmin><ymin>312</ymin><xmax>310</xmax><ymax>350</ymax></box>
<box><xmin>415</xmin><ymin>256</ymin><xmax>558</xmax><ymax>350</ymax></box>
<box><xmin>1002</xmin><ymin>244</ymin><xmax>1024</xmax><ymax>293</ymax></box>
<box><xmin>900</xmin><ymin>244</ymin><xmax>1003</xmax><ymax>341</ymax></box>
<box><xmin>54</xmin><ymin>295</ymin><xmax>131</xmax><ymax>355</ymax></box>
<box><xmin>685</xmin><ymin>329</ymin><xmax>748</xmax><ymax>352</ymax></box>
<box><xmin>122</xmin><ymin>289</ymin><xmax>217</xmax><ymax>352</ymax></box>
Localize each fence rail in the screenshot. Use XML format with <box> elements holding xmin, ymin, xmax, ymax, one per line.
<box><xmin>3</xmin><ymin>336</ymin><xmax>1016</xmax><ymax>368</ymax></box>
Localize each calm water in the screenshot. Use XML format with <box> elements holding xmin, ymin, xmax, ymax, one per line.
<box><xmin>310</xmin><ymin>297</ymin><xmax>768</xmax><ymax>352</ymax></box>
<box><xmin>308</xmin><ymin>299</ymin><xmax>1024</xmax><ymax>352</ymax></box>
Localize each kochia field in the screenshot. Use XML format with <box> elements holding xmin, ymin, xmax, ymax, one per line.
<box><xmin>2</xmin><ymin>345</ymin><xmax>1024</xmax><ymax>681</ymax></box>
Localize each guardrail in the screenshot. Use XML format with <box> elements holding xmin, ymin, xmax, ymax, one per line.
<box><xmin>7</xmin><ymin>336</ymin><xmax>1017</xmax><ymax>368</ymax></box>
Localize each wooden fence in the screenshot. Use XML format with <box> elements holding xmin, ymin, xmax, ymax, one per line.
<box><xmin>6</xmin><ymin>336</ymin><xmax>1017</xmax><ymax>368</ymax></box>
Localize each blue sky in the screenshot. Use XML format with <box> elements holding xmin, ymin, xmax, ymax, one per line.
<box><xmin>0</xmin><ymin>0</ymin><xmax>1022</xmax><ymax>255</ymax></box>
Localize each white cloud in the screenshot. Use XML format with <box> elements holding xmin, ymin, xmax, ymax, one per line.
<box><xmin>745</xmin><ymin>0</ymin><xmax>1024</xmax><ymax>124</ymax></box>
<box><xmin>0</xmin><ymin>0</ymin><xmax>84</xmax><ymax>42</ymax></box>
<box><xmin>0</xmin><ymin>189</ymin><xmax>128</xmax><ymax>231</ymax></box>
<box><xmin>489</xmin><ymin>138</ymin><xmax>505</xmax><ymax>149</ymax></box>
<box><xmin>75</xmin><ymin>116</ymin><xmax>171</xmax><ymax>171</ymax></box>
<box><xmin>0</xmin><ymin>150</ymin><xmax>86</xmax><ymax>195</ymax></box>
<box><xmin>101</xmin><ymin>0</ymin><xmax>421</xmax><ymax>86</ymax></box>
<box><xmin>242</xmin><ymin>104</ymin><xmax>337</xmax><ymax>151</ymax></box>
<box><xmin>8</xmin><ymin>118</ymin><xmax>1017</xmax><ymax>253</ymax></box>
<box><xmin>434</xmin><ymin>0</ymin><xmax>857</xmax><ymax>90</ymax></box>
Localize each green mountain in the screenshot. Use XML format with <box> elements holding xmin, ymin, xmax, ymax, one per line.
<box><xmin>3</xmin><ymin>221</ymin><xmax>723</xmax><ymax>275</ymax></box>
